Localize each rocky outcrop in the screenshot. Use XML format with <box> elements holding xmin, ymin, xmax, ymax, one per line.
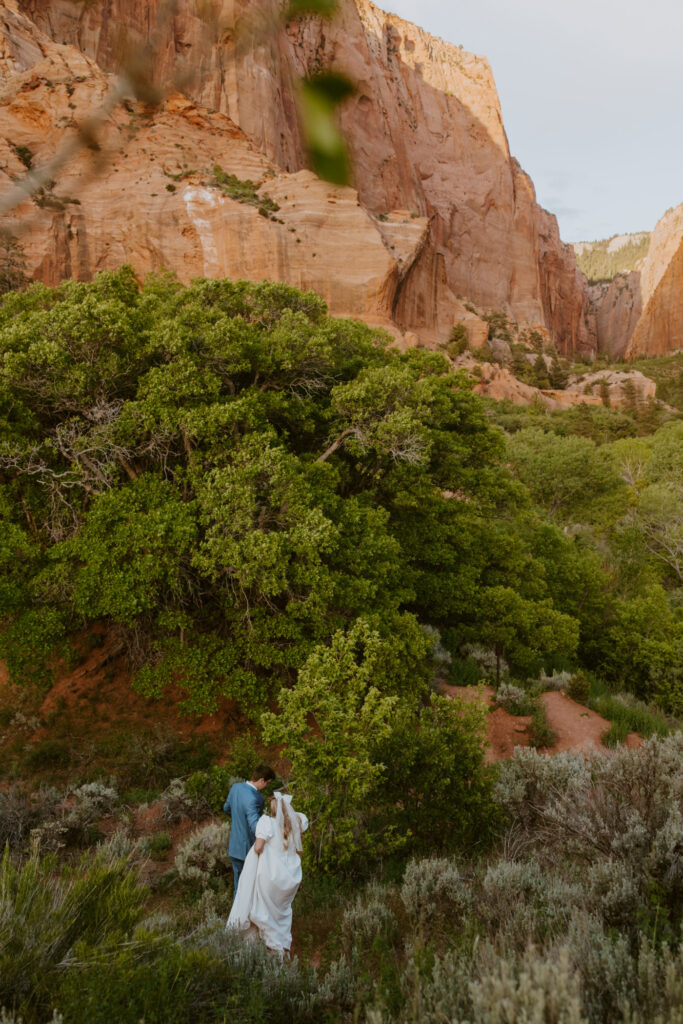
<box><xmin>6</xmin><ymin>0</ymin><xmax>597</xmax><ymax>352</ymax></box>
<box><xmin>459</xmin><ymin>357</ymin><xmax>656</xmax><ymax>411</ymax></box>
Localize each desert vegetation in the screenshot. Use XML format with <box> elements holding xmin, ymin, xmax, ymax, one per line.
<box><xmin>573</xmin><ymin>234</ymin><xmax>651</xmax><ymax>284</ymax></box>
<box><xmin>0</xmin><ymin>270</ymin><xmax>681</xmax><ymax>1021</ymax></box>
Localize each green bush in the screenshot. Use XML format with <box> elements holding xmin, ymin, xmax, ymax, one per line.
<box><xmin>528</xmin><ymin>701</ymin><xmax>555</xmax><ymax>749</ymax></box>
<box><xmin>567</xmin><ymin>670</ymin><xmax>590</xmax><ymax>704</ymax></box>
<box><xmin>209</xmin><ymin>165</ymin><xmax>280</xmax><ymax>219</ymax></box>
<box><xmin>147</xmin><ymin>830</ymin><xmax>173</xmax><ymax>860</ymax></box>
<box><xmin>185</xmin><ymin>765</ymin><xmax>235</xmax><ymax>814</ymax></box>
<box><xmin>56</xmin><ymin>933</ymin><xmax>249</xmax><ymax>1024</ymax></box>
<box><xmin>446</xmin><ymin>322</ymin><xmax>468</xmax><ymax>358</ymax></box>
<box><xmin>0</xmin><ymin>847</ymin><xmax>144</xmax><ymax>1019</ymax></box>
<box><xmin>23</xmin><ymin>740</ymin><xmax>70</xmax><ymax>772</ymax></box>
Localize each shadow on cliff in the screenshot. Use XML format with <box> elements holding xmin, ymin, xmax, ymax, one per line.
<box><xmin>315</xmin><ymin>13</ymin><xmax>595</xmax><ymax>355</ymax></box>
<box><xmin>591</xmin><ymin>270</ymin><xmax>643</xmax><ymax>359</ymax></box>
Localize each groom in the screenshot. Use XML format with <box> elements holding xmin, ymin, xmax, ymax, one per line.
<box><xmin>224</xmin><ymin>763</ymin><xmax>275</xmax><ymax>899</ymax></box>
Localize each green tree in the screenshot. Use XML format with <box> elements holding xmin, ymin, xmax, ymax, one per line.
<box><xmin>548</xmin><ymin>356</ymin><xmax>568</xmax><ymax>389</ymax></box>
<box><xmin>599</xmin><ymin>379</ymin><xmax>611</xmax><ymax>408</ymax></box>
<box><xmin>531</xmin><ymin>355</ymin><xmax>550</xmax><ymax>389</ymax></box>
<box><xmin>598</xmin><ymin>587</ymin><xmax>683</xmax><ymax>713</ymax></box>
<box><xmin>261</xmin><ymin>619</ymin><xmax>429</xmax><ymax>871</ymax></box>
<box><xmin>506</xmin><ymin>429</ymin><xmax>623</xmax><ymax>521</ymax></box>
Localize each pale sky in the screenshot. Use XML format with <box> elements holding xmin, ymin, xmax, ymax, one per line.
<box><xmin>384</xmin><ymin>0</ymin><xmax>683</xmax><ymax>243</ymax></box>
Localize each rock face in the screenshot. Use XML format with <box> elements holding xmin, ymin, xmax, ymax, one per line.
<box><xmin>0</xmin><ymin>3</ymin><xmax>429</xmax><ymax>330</ymax></box>
<box><xmin>460</xmin><ymin>357</ymin><xmax>655</xmax><ymax>411</ymax></box>
<box><xmin>590</xmin><ymin>274</ymin><xmax>643</xmax><ymax>360</ymax></box>
<box><xmin>5</xmin><ymin>0</ymin><xmax>597</xmax><ymax>353</ymax></box>
<box><xmin>588</xmin><ymin>205</ymin><xmax>683</xmax><ymax>360</ymax></box>
<box><xmin>625</xmin><ymin>207</ymin><xmax>683</xmax><ymax>359</ymax></box>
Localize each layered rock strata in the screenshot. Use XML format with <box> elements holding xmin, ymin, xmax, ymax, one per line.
<box><xmin>1</xmin><ymin>0</ymin><xmax>601</xmax><ymax>352</ymax></box>
<box><xmin>0</xmin><ymin>3</ymin><xmax>433</xmax><ymax>330</ymax></box>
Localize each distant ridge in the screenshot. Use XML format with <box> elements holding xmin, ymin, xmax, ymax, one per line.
<box><xmin>573</xmin><ymin>233</ymin><xmax>650</xmax><ymax>284</ymax></box>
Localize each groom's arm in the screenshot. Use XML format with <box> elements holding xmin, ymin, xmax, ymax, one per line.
<box><xmin>223</xmin><ymin>788</ymin><xmax>232</xmax><ymax>816</ymax></box>
<box><xmin>246</xmin><ymin>792</ymin><xmax>261</xmax><ymax>841</ymax></box>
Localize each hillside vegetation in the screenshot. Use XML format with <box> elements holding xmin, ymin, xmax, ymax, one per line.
<box><xmin>1</xmin><ymin>269</ymin><xmax>682</xmax><ymax>1022</ymax></box>
<box><xmin>573</xmin><ymin>233</ymin><xmax>650</xmax><ymax>283</ymax></box>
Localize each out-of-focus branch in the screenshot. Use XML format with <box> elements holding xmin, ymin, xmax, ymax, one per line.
<box><xmin>0</xmin><ymin>0</ymin><xmax>181</xmax><ymax>221</ymax></box>
<box><xmin>0</xmin><ymin>0</ymin><xmax>351</xmax><ymax>231</ymax></box>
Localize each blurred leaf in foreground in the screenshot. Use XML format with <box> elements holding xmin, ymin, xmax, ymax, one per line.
<box><xmin>300</xmin><ymin>72</ymin><xmax>355</xmax><ymax>186</ymax></box>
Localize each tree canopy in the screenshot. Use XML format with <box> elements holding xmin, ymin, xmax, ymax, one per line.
<box><xmin>0</xmin><ymin>268</ymin><xmax>680</xmax><ymax>718</ymax></box>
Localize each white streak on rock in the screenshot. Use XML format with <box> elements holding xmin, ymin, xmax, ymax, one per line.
<box><xmin>183</xmin><ymin>186</ymin><xmax>221</xmax><ymax>277</ymax></box>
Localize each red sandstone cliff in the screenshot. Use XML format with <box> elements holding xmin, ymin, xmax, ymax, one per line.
<box><xmin>588</xmin><ymin>206</ymin><xmax>683</xmax><ymax>360</ymax></box>
<box><xmin>625</xmin><ymin>206</ymin><xmax>683</xmax><ymax>359</ymax></box>
<box><xmin>4</xmin><ymin>0</ymin><xmax>597</xmax><ymax>354</ymax></box>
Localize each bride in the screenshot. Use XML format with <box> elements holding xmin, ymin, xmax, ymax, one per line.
<box><xmin>226</xmin><ymin>791</ymin><xmax>309</xmax><ymax>956</ymax></box>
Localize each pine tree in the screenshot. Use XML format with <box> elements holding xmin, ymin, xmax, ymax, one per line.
<box><xmin>622</xmin><ymin>377</ymin><xmax>638</xmax><ymax>412</ymax></box>
<box><xmin>532</xmin><ymin>354</ymin><xmax>550</xmax><ymax>389</ymax></box>
<box><xmin>511</xmin><ymin>349</ymin><xmax>528</xmax><ymax>380</ymax></box>
<box><xmin>548</xmin><ymin>356</ymin><xmax>568</xmax><ymax>390</ymax></box>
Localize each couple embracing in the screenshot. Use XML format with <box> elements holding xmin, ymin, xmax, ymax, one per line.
<box><xmin>224</xmin><ymin>764</ymin><xmax>309</xmax><ymax>957</ymax></box>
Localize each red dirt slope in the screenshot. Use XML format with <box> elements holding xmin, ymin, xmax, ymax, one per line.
<box><xmin>442</xmin><ymin>684</ymin><xmax>642</xmax><ymax>762</ymax></box>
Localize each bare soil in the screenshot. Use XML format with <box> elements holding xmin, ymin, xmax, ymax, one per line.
<box><xmin>442</xmin><ymin>684</ymin><xmax>642</xmax><ymax>761</ymax></box>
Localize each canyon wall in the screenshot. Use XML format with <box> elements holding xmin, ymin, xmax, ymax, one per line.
<box><xmin>4</xmin><ymin>0</ymin><xmax>599</xmax><ymax>352</ymax></box>
<box><xmin>588</xmin><ymin>206</ymin><xmax>683</xmax><ymax>360</ymax></box>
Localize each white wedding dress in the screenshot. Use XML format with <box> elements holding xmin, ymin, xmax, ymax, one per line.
<box><xmin>226</xmin><ymin>793</ymin><xmax>309</xmax><ymax>955</ymax></box>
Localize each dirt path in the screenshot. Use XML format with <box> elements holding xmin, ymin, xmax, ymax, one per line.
<box><xmin>442</xmin><ymin>683</ymin><xmax>641</xmax><ymax>761</ymax></box>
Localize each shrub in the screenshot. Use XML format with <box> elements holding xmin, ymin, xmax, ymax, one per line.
<box><xmin>185</xmin><ymin>766</ymin><xmax>237</xmax><ymax>815</ymax></box>
<box><xmin>461</xmin><ymin>644</ymin><xmax>509</xmax><ymax>681</ymax></box>
<box><xmin>225</xmin><ymin>734</ymin><xmax>264</xmax><ymax>781</ymax></box>
<box><xmin>0</xmin><ymin>785</ymin><xmax>61</xmax><ymax>851</ymax></box>
<box><xmin>209</xmin><ymin>165</ymin><xmax>280</xmax><ymax>220</ymax></box>
<box><xmin>340</xmin><ymin>882</ymin><xmax>398</xmax><ymax>954</ymax></box>
<box><xmin>56</xmin><ymin>932</ymin><xmax>249</xmax><ymax>1024</ymax></box>
<box><xmin>0</xmin><ymin>847</ymin><xmax>144</xmax><ymax>1020</ymax></box>
<box><xmin>590</xmin><ymin>691</ymin><xmax>671</xmax><ymax>743</ymax></box>
<box><xmin>528</xmin><ymin>701</ymin><xmax>556</xmax><ymax>749</ymax></box>
<box><xmin>159</xmin><ymin>778</ymin><xmax>209</xmax><ymax>823</ymax></box>
<box><xmin>382</xmin><ymin>944</ymin><xmax>587</xmax><ymax>1024</ymax></box>
<box><xmin>148</xmin><ymin>830</ymin><xmax>173</xmax><ymax>860</ymax></box>
<box><xmin>539</xmin><ymin>670</ymin><xmax>572</xmax><ymax>692</ymax></box>
<box><xmin>446</xmin><ymin>323</ymin><xmax>468</xmax><ymax>358</ymax></box>
<box><xmin>477</xmin><ymin>859</ymin><xmax>579</xmax><ymax>943</ymax></box>
<box><xmin>400</xmin><ymin>857</ymin><xmax>471</xmax><ymax>929</ymax></box>
<box><xmin>23</xmin><ymin>740</ymin><xmax>70</xmax><ymax>772</ymax></box>
<box><xmin>122</xmin><ymin>732</ymin><xmax>214</xmax><ymax>789</ymax></box>
<box><xmin>495</xmin><ymin>682</ymin><xmax>530</xmax><ymax>715</ymax></box>
<box><xmin>497</xmin><ymin>735</ymin><xmax>683</xmax><ymax>917</ymax></box>
<box><xmin>190</xmin><ymin>925</ymin><xmax>356</xmax><ymax>1022</ymax></box>
<box><xmin>174</xmin><ymin>822</ymin><xmax>231</xmax><ymax>885</ymax></box>
<box><xmin>468</xmin><ymin>947</ymin><xmax>586</xmax><ymax>1024</ymax></box>
<box><xmin>29</xmin><ymin>782</ymin><xmax>119</xmax><ymax>851</ymax></box>
<box><xmin>586</xmin><ymin>860</ymin><xmax>645</xmax><ymax>930</ymax></box>
<box><xmin>65</xmin><ymin>782</ymin><xmax>118</xmax><ymax>823</ymax></box>
<box><xmin>495</xmin><ymin>747</ymin><xmax>591</xmax><ymax>828</ymax></box>
<box><xmin>567</xmin><ymin>670</ymin><xmax>590</xmax><ymax>704</ymax></box>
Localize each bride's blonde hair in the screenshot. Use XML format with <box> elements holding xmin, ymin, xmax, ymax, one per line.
<box><xmin>271</xmin><ymin>795</ymin><xmax>293</xmax><ymax>849</ymax></box>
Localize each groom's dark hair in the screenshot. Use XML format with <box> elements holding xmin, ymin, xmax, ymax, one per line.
<box><xmin>251</xmin><ymin>764</ymin><xmax>275</xmax><ymax>782</ymax></box>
